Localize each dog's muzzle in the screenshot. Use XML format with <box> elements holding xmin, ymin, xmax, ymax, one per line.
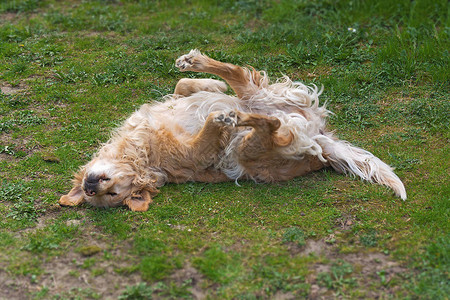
<box><xmin>84</xmin><ymin>175</ymin><xmax>99</xmax><ymax>196</ymax></box>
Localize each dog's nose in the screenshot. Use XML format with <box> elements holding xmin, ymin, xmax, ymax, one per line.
<box><xmin>84</xmin><ymin>184</ymin><xmax>97</xmax><ymax>196</ymax></box>
<box><xmin>84</xmin><ymin>179</ymin><xmax>98</xmax><ymax>196</ymax></box>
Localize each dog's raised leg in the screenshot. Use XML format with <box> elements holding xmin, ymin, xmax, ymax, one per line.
<box><xmin>175</xmin><ymin>50</ymin><xmax>267</xmax><ymax>99</ymax></box>
<box><xmin>234</xmin><ymin>111</ymin><xmax>293</xmax><ymax>158</ymax></box>
<box><xmin>215</xmin><ymin>110</ymin><xmax>325</xmax><ymax>182</ymax></box>
<box><xmin>174</xmin><ymin>78</ymin><xmax>227</xmax><ymax>97</ymax></box>
<box><xmin>187</xmin><ymin>111</ymin><xmax>235</xmax><ymax>165</ymax></box>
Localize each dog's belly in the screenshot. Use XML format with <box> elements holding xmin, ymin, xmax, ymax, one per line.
<box><xmin>240</xmin><ymin>155</ymin><xmax>326</xmax><ymax>183</ymax></box>
<box><xmin>136</xmin><ymin>92</ymin><xmax>327</xmax><ymax>184</ymax></box>
<box><xmin>165</xmin><ymin>165</ymin><xmax>232</xmax><ymax>184</ymax></box>
<box><xmin>192</xmin><ymin>167</ymin><xmax>233</xmax><ymax>183</ymax></box>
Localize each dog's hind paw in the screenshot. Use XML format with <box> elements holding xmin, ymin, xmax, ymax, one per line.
<box><xmin>175</xmin><ymin>49</ymin><xmax>203</xmax><ymax>72</ymax></box>
<box><xmin>213</xmin><ymin>110</ymin><xmax>238</xmax><ymax>127</ymax></box>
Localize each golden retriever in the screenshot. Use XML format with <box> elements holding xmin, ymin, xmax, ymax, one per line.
<box><xmin>59</xmin><ymin>50</ymin><xmax>406</xmax><ymax>211</ymax></box>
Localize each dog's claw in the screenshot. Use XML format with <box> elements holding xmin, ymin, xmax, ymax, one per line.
<box><xmin>175</xmin><ymin>57</ymin><xmax>190</xmax><ymax>70</ymax></box>
<box><xmin>175</xmin><ymin>53</ymin><xmax>194</xmax><ymax>71</ymax></box>
<box><xmin>214</xmin><ymin>110</ymin><xmax>238</xmax><ymax>127</ymax></box>
<box><xmin>175</xmin><ymin>56</ymin><xmax>190</xmax><ymax>71</ymax></box>
<box><xmin>175</xmin><ymin>50</ymin><xmax>201</xmax><ymax>71</ymax></box>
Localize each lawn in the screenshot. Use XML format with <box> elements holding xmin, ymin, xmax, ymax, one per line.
<box><xmin>0</xmin><ymin>0</ymin><xmax>448</xmax><ymax>299</ymax></box>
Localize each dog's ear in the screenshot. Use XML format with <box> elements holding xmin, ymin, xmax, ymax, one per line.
<box><xmin>59</xmin><ymin>184</ymin><xmax>85</xmax><ymax>207</ymax></box>
<box><xmin>124</xmin><ymin>189</ymin><xmax>153</xmax><ymax>212</ymax></box>
<box><xmin>124</xmin><ymin>171</ymin><xmax>164</xmax><ymax>211</ymax></box>
<box><xmin>59</xmin><ymin>169</ymin><xmax>86</xmax><ymax>207</ymax></box>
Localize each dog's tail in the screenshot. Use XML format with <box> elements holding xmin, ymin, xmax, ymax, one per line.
<box><xmin>316</xmin><ymin>135</ymin><xmax>407</xmax><ymax>200</ymax></box>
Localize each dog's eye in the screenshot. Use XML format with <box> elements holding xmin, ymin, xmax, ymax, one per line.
<box><xmin>107</xmin><ymin>192</ymin><xmax>117</xmax><ymax>196</ymax></box>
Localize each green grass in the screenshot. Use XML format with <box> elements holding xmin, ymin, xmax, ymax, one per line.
<box><xmin>0</xmin><ymin>0</ymin><xmax>448</xmax><ymax>298</ymax></box>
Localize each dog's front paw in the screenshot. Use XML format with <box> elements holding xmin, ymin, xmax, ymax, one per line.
<box><xmin>213</xmin><ymin>110</ymin><xmax>238</xmax><ymax>127</ymax></box>
<box><xmin>175</xmin><ymin>49</ymin><xmax>203</xmax><ymax>72</ymax></box>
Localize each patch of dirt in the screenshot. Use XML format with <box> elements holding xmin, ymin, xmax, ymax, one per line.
<box><xmin>3</xmin><ymin>215</ymin><xmax>142</xmax><ymax>299</ymax></box>
<box><xmin>170</xmin><ymin>263</ymin><xmax>205</xmax><ymax>300</ymax></box>
<box><xmin>223</xmin><ymin>239</ymin><xmax>249</xmax><ymax>253</ymax></box>
<box><xmin>0</xmin><ymin>12</ymin><xmax>17</xmax><ymax>23</ymax></box>
<box><xmin>35</xmin><ymin>250</ymin><xmax>142</xmax><ymax>299</ymax></box>
<box><xmin>308</xmin><ymin>284</ymin><xmax>330</xmax><ymax>299</ymax></box>
<box><xmin>306</xmin><ymin>66</ymin><xmax>333</xmax><ymax>79</ymax></box>
<box><xmin>0</xmin><ymin>83</ymin><xmax>27</xmax><ymax>95</ymax></box>
<box><xmin>20</xmin><ymin>205</ymin><xmax>62</xmax><ymax>235</ymax></box>
<box><xmin>310</xmin><ymin>251</ymin><xmax>407</xmax><ymax>277</ymax></box>
<box><xmin>0</xmin><ymin>153</ymin><xmax>15</xmax><ymax>163</ymax></box>
<box><xmin>283</xmin><ymin>233</ymin><xmax>409</xmax><ymax>298</ymax></box>
<box><xmin>344</xmin><ymin>252</ymin><xmax>407</xmax><ymax>278</ymax></box>
<box><xmin>302</xmin><ymin>239</ymin><xmax>332</xmax><ymax>256</ymax></box>
<box><xmin>273</xmin><ymin>290</ymin><xmax>295</xmax><ymax>300</ymax></box>
<box><xmin>77</xmin><ymin>30</ymin><xmax>119</xmax><ymax>39</ymax></box>
<box><xmin>286</xmin><ymin>239</ymin><xmax>333</xmax><ymax>257</ymax></box>
<box><xmin>334</xmin><ymin>213</ymin><xmax>355</xmax><ymax>230</ymax></box>
<box><xmin>0</xmin><ymin>131</ymin><xmax>43</xmax><ymax>159</ymax></box>
<box><xmin>291</xmin><ymin>66</ymin><xmax>334</xmax><ymax>81</ymax></box>
<box><xmin>84</xmin><ymin>31</ymin><xmax>102</xmax><ymax>37</ymax></box>
<box><xmin>306</xmin><ymin>247</ymin><xmax>408</xmax><ymax>299</ymax></box>
<box><xmin>0</xmin><ymin>270</ymin><xmax>30</xmax><ymax>300</ymax></box>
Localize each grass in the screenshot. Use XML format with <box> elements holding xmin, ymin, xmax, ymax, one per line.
<box><xmin>0</xmin><ymin>0</ymin><xmax>448</xmax><ymax>298</ymax></box>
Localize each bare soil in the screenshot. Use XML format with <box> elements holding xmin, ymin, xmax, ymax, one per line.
<box><xmin>0</xmin><ymin>211</ymin><xmax>411</xmax><ymax>299</ymax></box>
<box><xmin>1</xmin><ymin>84</ymin><xmax>27</xmax><ymax>95</ymax></box>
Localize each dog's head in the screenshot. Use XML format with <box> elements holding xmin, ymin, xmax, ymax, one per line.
<box><xmin>58</xmin><ymin>158</ymin><xmax>160</xmax><ymax>211</ymax></box>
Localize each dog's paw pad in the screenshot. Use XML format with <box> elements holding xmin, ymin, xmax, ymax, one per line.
<box><xmin>214</xmin><ymin>110</ymin><xmax>238</xmax><ymax>127</ymax></box>
<box><xmin>175</xmin><ymin>49</ymin><xmax>201</xmax><ymax>71</ymax></box>
<box><xmin>175</xmin><ymin>55</ymin><xmax>193</xmax><ymax>70</ymax></box>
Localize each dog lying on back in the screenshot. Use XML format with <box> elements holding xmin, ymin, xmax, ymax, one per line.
<box><xmin>59</xmin><ymin>50</ymin><xmax>406</xmax><ymax>211</ymax></box>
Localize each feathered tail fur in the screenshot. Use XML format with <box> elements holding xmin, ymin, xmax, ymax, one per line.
<box><xmin>316</xmin><ymin>135</ymin><xmax>407</xmax><ymax>200</ymax></box>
